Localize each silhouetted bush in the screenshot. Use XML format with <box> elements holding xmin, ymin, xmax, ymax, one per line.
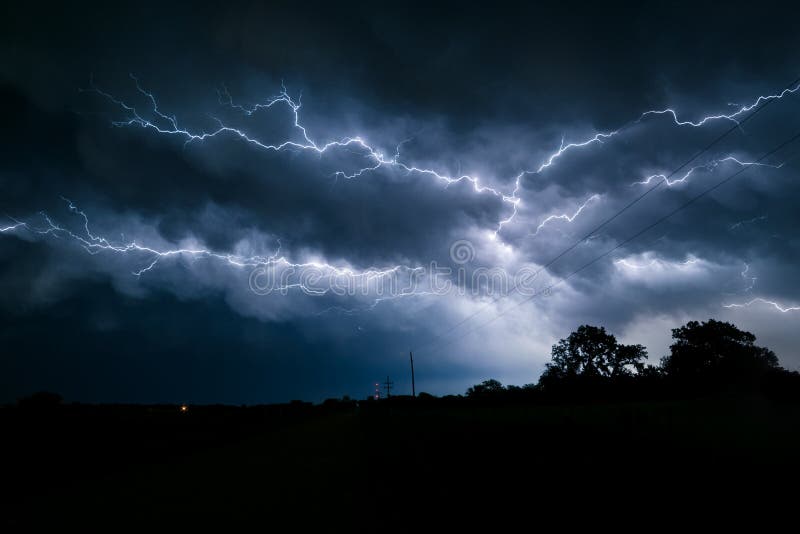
<box><xmin>465</xmin><ymin>379</ymin><xmax>505</xmax><ymax>398</ymax></box>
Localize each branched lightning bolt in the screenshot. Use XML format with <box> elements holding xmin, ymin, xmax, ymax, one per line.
<box><xmin>492</xmin><ymin>174</ymin><xmax>523</xmax><ymax>237</ymax></box>
<box><xmin>638</xmin><ymin>82</ymin><xmax>800</xmax><ymax>126</ymax></box>
<box><xmin>87</xmin><ymin>76</ymin><xmax>799</xmax><ymax>240</ymax></box>
<box><xmin>723</xmin><ymin>298</ymin><xmax>800</xmax><ymax>313</ymax></box>
<box><xmin>632</xmin><ymin>157</ymin><xmax>784</xmax><ymax>187</ymax></box>
<box><xmin>88</xmin><ymin>75</ymin><xmax>531</xmax><ymax>230</ymax></box>
<box><xmin>2</xmin><ymin>75</ymin><xmax>797</xmax><ymax>316</ymax></box>
<box><xmin>529</xmin><ymin>194</ymin><xmax>600</xmax><ymax>237</ymax></box>
<box><xmin>2</xmin><ymin>199</ymin><xmax>420</xmax><ymax>303</ymax></box>
<box><xmin>529</xmin><ymin>133</ymin><xmax>620</xmax><ymax>174</ymax></box>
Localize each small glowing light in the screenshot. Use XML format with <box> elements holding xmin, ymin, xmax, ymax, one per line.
<box><xmin>180</xmin><ymin>404</ymin><xmax>188</xmax><ymax>413</ymax></box>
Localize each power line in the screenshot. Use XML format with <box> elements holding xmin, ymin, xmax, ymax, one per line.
<box><xmin>426</xmin><ymin>126</ymin><xmax>800</xmax><ymax>352</ymax></box>
<box><xmin>415</xmin><ymin>74</ymin><xmax>800</xmax><ymax>353</ymax></box>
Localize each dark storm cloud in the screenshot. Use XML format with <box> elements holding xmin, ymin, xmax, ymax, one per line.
<box><xmin>1</xmin><ymin>1</ymin><xmax>799</xmax><ymax>402</ymax></box>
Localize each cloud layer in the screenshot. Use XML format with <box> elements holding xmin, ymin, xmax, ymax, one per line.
<box><xmin>2</xmin><ymin>2</ymin><xmax>799</xmax><ymax>402</ymax></box>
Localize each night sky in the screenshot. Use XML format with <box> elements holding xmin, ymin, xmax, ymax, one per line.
<box><xmin>2</xmin><ymin>2</ymin><xmax>799</xmax><ymax>403</ymax></box>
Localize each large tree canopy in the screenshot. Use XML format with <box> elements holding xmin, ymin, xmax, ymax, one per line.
<box><xmin>660</xmin><ymin>319</ymin><xmax>778</xmax><ymax>385</ymax></box>
<box><xmin>539</xmin><ymin>325</ymin><xmax>648</xmax><ymax>388</ymax></box>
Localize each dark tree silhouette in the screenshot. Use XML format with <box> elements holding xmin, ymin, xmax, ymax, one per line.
<box><xmin>466</xmin><ymin>379</ymin><xmax>505</xmax><ymax>397</ymax></box>
<box><xmin>462</xmin><ymin>319</ymin><xmax>789</xmax><ymax>401</ymax></box>
<box><xmin>660</xmin><ymin>319</ymin><xmax>778</xmax><ymax>388</ymax></box>
<box><xmin>539</xmin><ymin>325</ymin><xmax>648</xmax><ymax>388</ymax></box>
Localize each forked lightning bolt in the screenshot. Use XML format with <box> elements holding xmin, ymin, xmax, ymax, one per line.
<box><xmin>1</xmin><ymin>199</ymin><xmax>419</xmax><ymax>298</ymax></box>
<box><xmin>633</xmin><ymin>157</ymin><xmax>784</xmax><ymax>187</ymax></box>
<box><xmin>529</xmin><ymin>195</ymin><xmax>600</xmax><ymax>237</ymax></box>
<box><xmin>638</xmin><ymin>81</ymin><xmax>800</xmax><ymax>126</ymax></box>
<box><xmin>3</xmin><ymin>76</ymin><xmax>799</xmax><ymax>314</ymax></box>
<box><xmin>89</xmin><ymin>75</ymin><xmax>527</xmax><ymax>232</ymax></box>
<box><xmin>723</xmin><ymin>298</ymin><xmax>800</xmax><ymax>313</ymax></box>
<box><xmin>86</xmin><ymin>76</ymin><xmax>800</xmax><ymax>238</ymax></box>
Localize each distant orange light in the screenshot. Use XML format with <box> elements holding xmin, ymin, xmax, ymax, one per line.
<box><xmin>180</xmin><ymin>405</ymin><xmax>188</xmax><ymax>413</ymax></box>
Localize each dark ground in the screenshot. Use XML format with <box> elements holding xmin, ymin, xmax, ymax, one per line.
<box><xmin>3</xmin><ymin>396</ymin><xmax>799</xmax><ymax>530</ymax></box>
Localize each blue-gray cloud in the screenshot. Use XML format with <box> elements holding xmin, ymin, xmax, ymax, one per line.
<box><xmin>1</xmin><ymin>1</ymin><xmax>799</xmax><ymax>402</ymax></box>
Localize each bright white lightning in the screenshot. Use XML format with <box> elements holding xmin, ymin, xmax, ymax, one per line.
<box><xmin>612</xmin><ymin>254</ymin><xmax>706</xmax><ymax>287</ymax></box>
<box><xmin>0</xmin><ymin>221</ymin><xmax>27</xmax><ymax>233</ymax></box>
<box><xmin>638</xmin><ymin>81</ymin><xmax>800</xmax><ymax>126</ymax></box>
<box><xmin>529</xmin><ymin>194</ymin><xmax>600</xmax><ymax>237</ymax></box>
<box><xmin>632</xmin><ymin>157</ymin><xmax>784</xmax><ymax>187</ymax></box>
<box><xmin>491</xmin><ymin>174</ymin><xmax>523</xmax><ymax>237</ymax></box>
<box><xmin>723</xmin><ymin>298</ymin><xmax>800</xmax><ymax>313</ymax></box>
<box><xmin>88</xmin><ymin>76</ymin><xmax>799</xmax><ymax>239</ymax></box>
<box><xmin>2</xmin><ymin>199</ymin><xmax>419</xmax><ymax>301</ymax></box>
<box><xmin>613</xmin><ymin>255</ymin><xmax>699</xmax><ymax>270</ymax></box>
<box><xmin>89</xmin><ymin>75</ymin><xmax>529</xmax><ymax>230</ymax></box>
<box><xmin>529</xmin><ymin>133</ymin><xmax>619</xmax><ymax>174</ymax></box>
<box><xmin>2</xmin><ymin>76</ymin><xmax>797</xmax><ymax>317</ymax></box>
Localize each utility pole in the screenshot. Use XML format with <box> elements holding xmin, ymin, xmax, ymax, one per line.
<box><xmin>409</xmin><ymin>351</ymin><xmax>416</xmax><ymax>398</ymax></box>
<box><xmin>383</xmin><ymin>376</ymin><xmax>393</xmax><ymax>399</ymax></box>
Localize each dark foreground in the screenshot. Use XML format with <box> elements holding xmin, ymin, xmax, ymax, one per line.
<box><xmin>3</xmin><ymin>396</ymin><xmax>800</xmax><ymax>529</ymax></box>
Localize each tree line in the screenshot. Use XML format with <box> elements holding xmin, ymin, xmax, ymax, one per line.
<box><xmin>466</xmin><ymin>319</ymin><xmax>800</xmax><ymax>401</ymax></box>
